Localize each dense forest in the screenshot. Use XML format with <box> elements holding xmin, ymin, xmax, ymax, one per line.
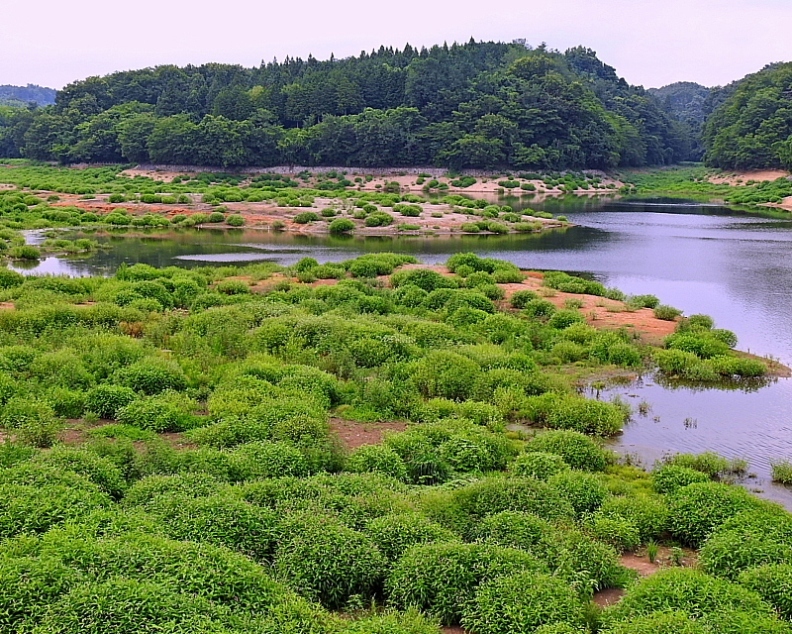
<box><xmin>0</xmin><ymin>84</ymin><xmax>56</xmax><ymax>107</ymax></box>
<box><xmin>0</xmin><ymin>41</ymin><xmax>694</xmax><ymax>170</ymax></box>
<box><xmin>703</xmin><ymin>62</ymin><xmax>792</xmax><ymax>170</ymax></box>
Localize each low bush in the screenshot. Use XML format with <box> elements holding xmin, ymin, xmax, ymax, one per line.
<box><xmin>143</xmin><ymin>494</ymin><xmax>278</xmax><ymax>560</ymax></box>
<box><xmin>346</xmin><ymin>444</ymin><xmax>408</xmax><ymax>481</ymax></box>
<box><xmin>114</xmin><ymin>358</ymin><xmax>188</xmax><ymax>395</ymax></box>
<box><xmin>510</xmin><ymin>451</ymin><xmax>571</xmax><ymax>480</ymax></box>
<box><xmin>548</xmin><ymin>470</ymin><xmax>609</xmax><ymax>516</ymax></box>
<box><xmin>366</xmin><ymin>512</ymin><xmax>459</xmax><ymax>562</ymax></box>
<box><xmin>666</xmin><ymin>482</ymin><xmax>767</xmax><ymax>547</ymax></box>
<box><xmin>698</xmin><ymin>509</ymin><xmax>792</xmax><ymax>579</ymax></box>
<box><xmin>654</xmin><ymin>304</ymin><xmax>683</xmax><ymax>320</ymax></box>
<box><xmin>274</xmin><ymin>514</ymin><xmax>386</xmax><ymax>609</ymax></box>
<box><xmin>386</xmin><ymin>542</ymin><xmax>546</xmax><ymax>624</ymax></box>
<box><xmin>524</xmin><ymin>430</ymin><xmax>612</xmax><ymax>471</ymax></box>
<box><xmin>329</xmin><ymin>218</ymin><xmax>355</xmax><ymax>234</ymax></box>
<box><xmin>738</xmin><ymin>563</ymin><xmax>792</xmax><ymax>619</ymax></box>
<box><xmin>595</xmin><ymin>495</ymin><xmax>668</xmax><ymax>542</ymax></box>
<box><xmin>652</xmin><ymin>464</ymin><xmax>710</xmax><ymax>494</ymax></box>
<box><xmin>603</xmin><ymin>568</ymin><xmax>773</xmax><ymax>622</ymax></box>
<box><xmin>294</xmin><ymin>211</ymin><xmax>320</xmax><ymax>224</ymax></box>
<box><xmin>85</xmin><ymin>384</ymin><xmax>137</xmax><ymax>419</ymax></box>
<box><xmin>461</xmin><ymin>571</ymin><xmax>586</xmax><ymax>634</ymax></box>
<box><xmin>32</xmin><ymin>577</ymin><xmax>220</xmax><ymax>634</ymax></box>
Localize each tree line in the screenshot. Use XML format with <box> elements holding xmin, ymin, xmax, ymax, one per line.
<box><xmin>702</xmin><ymin>62</ymin><xmax>792</xmax><ymax>170</ymax></box>
<box><xmin>0</xmin><ymin>40</ymin><xmax>695</xmax><ymax>170</ymax></box>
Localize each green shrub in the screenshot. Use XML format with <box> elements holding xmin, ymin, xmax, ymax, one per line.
<box><xmin>386</xmin><ymin>542</ymin><xmax>546</xmax><ymax>625</ymax></box>
<box><xmin>588</xmin><ymin>516</ymin><xmax>641</xmax><ymax>552</ymax></box>
<box><xmin>667</xmin><ymin>482</ymin><xmax>768</xmax><ymax>547</ymax></box>
<box><xmin>461</xmin><ymin>571</ymin><xmax>585</xmax><ymax>634</ymax></box>
<box><xmin>340</xmin><ymin>610</ymin><xmax>441</xmax><ymax>634</ymax></box>
<box><xmin>0</xmin><ymin>483</ymin><xmax>110</xmax><ymax>538</ymax></box>
<box><xmin>116</xmin><ymin>393</ymin><xmax>195</xmax><ymax>433</ymax></box>
<box><xmin>523</xmin><ymin>299</ymin><xmax>557</xmax><ymax>319</ymax></box>
<box><xmin>329</xmin><ymin>218</ymin><xmax>355</xmax><ymax>234</ymax></box>
<box><xmin>144</xmin><ymin>494</ymin><xmax>278</xmax><ymax>560</ymax></box>
<box><xmin>603</xmin><ymin>568</ymin><xmax>773</xmax><ymax>622</ymax></box>
<box><xmin>274</xmin><ymin>514</ymin><xmax>386</xmax><ymax>609</ymax></box>
<box><xmin>85</xmin><ymin>384</ymin><xmax>137</xmax><ymax>419</ymax></box>
<box><xmin>509</xmin><ymin>289</ymin><xmax>539</xmax><ymax>308</ymax></box>
<box><xmin>346</xmin><ymin>444</ymin><xmax>408</xmax><ymax>481</ymax></box>
<box><xmin>229</xmin><ymin>441</ymin><xmax>311</xmax><ymax>480</ymax></box>
<box><xmin>226</xmin><ymin>214</ymin><xmax>245</xmax><ymax>226</ymax></box>
<box><xmin>511</xmin><ymin>451</ymin><xmax>571</xmax><ymax>480</ymax></box>
<box><xmin>294</xmin><ymin>211</ymin><xmax>320</xmax><ymax>224</ymax></box>
<box><xmin>524</xmin><ymin>430</ymin><xmax>611</xmax><ymax>471</ymax></box>
<box><xmin>652</xmin><ymin>464</ymin><xmax>710</xmax><ymax>493</ymax></box>
<box><xmin>32</xmin><ymin>577</ymin><xmax>220</xmax><ymax>634</ymax></box>
<box><xmin>548</xmin><ymin>470</ymin><xmax>609</xmax><ymax>516</ymax></box>
<box><xmin>366</xmin><ymin>512</ymin><xmax>459</xmax><ymax>562</ymax></box>
<box><xmin>595</xmin><ymin>495</ymin><xmax>668</xmax><ymax>542</ymax></box>
<box><xmin>654</xmin><ymin>304</ymin><xmax>682</xmax><ymax>320</ymax></box>
<box><xmin>0</xmin><ymin>555</ymin><xmax>84</xmax><ymax>632</ymax></box>
<box><xmin>365</xmin><ymin>212</ymin><xmax>394</xmax><ymax>227</ymax></box>
<box><xmin>599</xmin><ymin>611</ymin><xmax>711</xmax><ymax>634</ymax></box>
<box><xmin>698</xmin><ymin>510</ymin><xmax>792</xmax><ymax>579</ymax></box>
<box><xmin>412</xmin><ymin>350</ymin><xmax>480</xmax><ymax>400</ymax></box>
<box><xmin>662</xmin><ymin>451</ymin><xmax>735</xmax><ymax>478</ymax></box>
<box><xmin>30</xmin><ymin>447</ymin><xmax>126</xmax><ymax>499</ymax></box>
<box><xmin>473</xmin><ymin>510</ymin><xmax>555</xmax><ymax>552</ymax></box>
<box><xmin>738</xmin><ymin>563</ymin><xmax>792</xmax><ymax>619</ymax></box>
<box><xmin>114</xmin><ymin>358</ymin><xmax>188</xmax><ymax>395</ymax></box>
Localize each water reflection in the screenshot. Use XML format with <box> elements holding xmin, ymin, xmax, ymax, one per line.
<box><xmin>8</xmin><ymin>199</ymin><xmax>792</xmax><ymax>505</ymax></box>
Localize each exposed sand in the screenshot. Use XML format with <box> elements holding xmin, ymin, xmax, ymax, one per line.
<box><xmin>709</xmin><ymin>170</ymin><xmax>789</xmax><ymax>186</ymax></box>
<box><xmin>46</xmin><ymin>191</ymin><xmax>567</xmax><ymax>236</ymax></box>
<box><xmin>499</xmin><ymin>277</ymin><xmax>678</xmax><ymax>346</ymax></box>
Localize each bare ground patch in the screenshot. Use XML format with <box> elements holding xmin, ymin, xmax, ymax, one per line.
<box><xmin>329</xmin><ymin>418</ymin><xmax>408</xmax><ymax>450</ymax></box>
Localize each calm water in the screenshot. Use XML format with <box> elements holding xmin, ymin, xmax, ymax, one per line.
<box><xmin>13</xmin><ymin>197</ymin><xmax>792</xmax><ymax>505</ymax></box>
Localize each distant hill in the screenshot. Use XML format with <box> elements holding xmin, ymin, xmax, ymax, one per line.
<box><xmin>0</xmin><ymin>84</ymin><xmax>56</xmax><ymax>107</ymax></box>
<box><xmin>703</xmin><ymin>62</ymin><xmax>792</xmax><ymax>170</ymax></box>
<box><xmin>649</xmin><ymin>82</ymin><xmax>711</xmax><ymax>126</ymax></box>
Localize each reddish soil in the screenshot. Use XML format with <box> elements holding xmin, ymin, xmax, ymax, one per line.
<box><xmin>593</xmin><ymin>587</ymin><xmax>626</xmax><ymax>607</ymax></box>
<box><xmin>44</xmin><ymin>189</ymin><xmax>565</xmax><ymax>237</ymax></box>
<box><xmin>441</xmin><ymin>627</ymin><xmax>468</xmax><ymax>634</ymax></box>
<box><xmin>499</xmin><ymin>276</ymin><xmax>677</xmax><ymax>345</ymax></box>
<box><xmin>329</xmin><ymin>418</ymin><xmax>408</xmax><ymax>450</ymax></box>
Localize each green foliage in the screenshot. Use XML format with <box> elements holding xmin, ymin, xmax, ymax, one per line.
<box><xmin>329</xmin><ymin>218</ymin><xmax>355</xmax><ymax>234</ymax></box>
<box><xmin>667</xmin><ymin>481</ymin><xmax>767</xmax><ymax>547</ymax></box>
<box><xmin>114</xmin><ymin>357</ymin><xmax>187</xmax><ymax>395</ymax></box>
<box><xmin>461</xmin><ymin>571</ymin><xmax>586</xmax><ymax>634</ymax></box>
<box><xmin>548</xmin><ymin>470</ymin><xmax>610</xmax><ymax>516</ymax></box>
<box><xmin>603</xmin><ymin>568</ymin><xmax>774</xmax><ymax>623</ymax></box>
<box><xmin>386</xmin><ymin>542</ymin><xmax>546</xmax><ymax>624</ymax></box>
<box><xmin>511</xmin><ymin>451</ymin><xmax>571</xmax><ymax>480</ymax></box>
<box><xmin>274</xmin><ymin>514</ymin><xmax>386</xmax><ymax>609</ymax></box>
<box><xmin>85</xmin><ymin>384</ymin><xmax>137</xmax><ymax>419</ymax></box>
<box><xmin>738</xmin><ymin>564</ymin><xmax>792</xmax><ymax>619</ymax></box>
<box><xmin>652</xmin><ymin>464</ymin><xmax>710</xmax><ymax>494</ymax></box>
<box><xmin>698</xmin><ymin>509</ymin><xmax>792</xmax><ymax>579</ymax></box>
<box><xmin>366</xmin><ymin>513</ymin><xmax>459</xmax><ymax>562</ymax></box>
<box><xmin>524</xmin><ymin>430</ymin><xmax>612</xmax><ymax>471</ymax></box>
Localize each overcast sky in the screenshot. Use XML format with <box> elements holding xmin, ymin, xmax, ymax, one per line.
<box><xmin>3</xmin><ymin>0</ymin><xmax>791</xmax><ymax>90</ymax></box>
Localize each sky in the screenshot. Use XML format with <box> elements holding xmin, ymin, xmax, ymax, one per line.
<box><xmin>2</xmin><ymin>0</ymin><xmax>792</xmax><ymax>90</ymax></box>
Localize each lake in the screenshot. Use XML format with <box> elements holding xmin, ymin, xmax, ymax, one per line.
<box><xmin>13</xmin><ymin>196</ymin><xmax>792</xmax><ymax>505</ymax></box>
